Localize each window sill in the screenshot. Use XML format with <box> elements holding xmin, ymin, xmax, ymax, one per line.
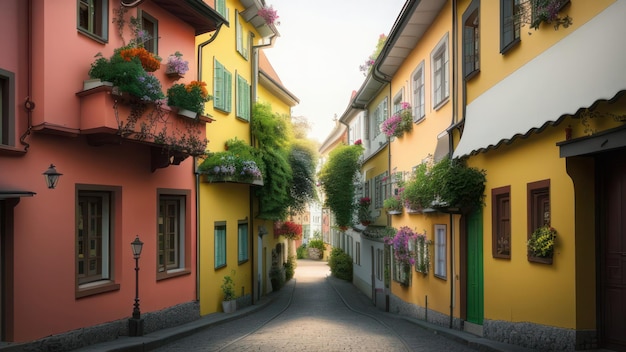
<box><xmin>0</xmin><ymin>145</ymin><xmax>26</xmax><ymax>156</ymax></box>
<box><xmin>157</xmin><ymin>268</ymin><xmax>191</xmax><ymax>281</ymax></box>
<box><xmin>76</xmin><ymin>281</ymin><xmax>120</xmax><ymax>299</ymax></box>
<box><xmin>433</xmin><ymin>96</ymin><xmax>449</xmax><ymax>111</ymax></box>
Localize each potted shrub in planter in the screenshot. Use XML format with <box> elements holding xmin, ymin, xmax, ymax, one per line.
<box><xmin>164</xmin><ymin>51</ymin><xmax>189</xmax><ymax>79</ymax></box>
<box><xmin>221</xmin><ymin>271</ymin><xmax>237</xmax><ymax>313</ymax></box>
<box><xmin>430</xmin><ymin>156</ymin><xmax>486</xmax><ymax>213</ymax></box>
<box><xmin>307</xmin><ymin>236</ymin><xmax>325</xmax><ymax>260</ymax></box>
<box><xmin>166</xmin><ymin>81</ymin><xmax>212</xmax><ymax>119</ymax></box>
<box><xmin>527</xmin><ymin>225</ymin><xmax>557</xmax><ymax>264</ymax></box>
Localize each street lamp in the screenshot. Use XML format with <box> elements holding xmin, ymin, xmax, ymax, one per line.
<box><xmin>42</xmin><ymin>164</ymin><xmax>62</xmax><ymax>189</ymax></box>
<box><xmin>129</xmin><ymin>236</ymin><xmax>144</xmax><ymax>337</ymax></box>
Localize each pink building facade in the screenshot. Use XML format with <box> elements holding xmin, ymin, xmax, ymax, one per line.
<box><xmin>0</xmin><ymin>0</ymin><xmax>222</xmax><ymax>347</ymax></box>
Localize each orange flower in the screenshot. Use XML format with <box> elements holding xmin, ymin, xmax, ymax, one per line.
<box><xmin>119</xmin><ymin>47</ymin><xmax>161</xmax><ymax>72</ymax></box>
<box><xmin>186</xmin><ymin>81</ymin><xmax>209</xmax><ymax>99</ymax></box>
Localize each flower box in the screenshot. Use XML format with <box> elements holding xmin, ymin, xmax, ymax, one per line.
<box><xmin>83</xmin><ymin>79</ymin><xmax>113</xmax><ymax>91</ymax></box>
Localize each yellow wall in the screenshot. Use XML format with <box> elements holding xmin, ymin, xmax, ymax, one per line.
<box><xmin>386</xmin><ymin>2</ymin><xmax>461</xmax><ymax>319</ymax></box>
<box><xmin>464</xmin><ymin>0</ymin><xmax>615</xmax><ymax>105</ymax></box>
<box><xmin>257</xmin><ymin>84</ymin><xmax>292</xmax><ymax>117</ymax></box>
<box><xmin>197</xmin><ymin>0</ymin><xmax>265</xmax><ymax>315</ymax></box>
<box><xmin>467</xmin><ymin>125</ymin><xmax>576</xmax><ymax>328</ymax></box>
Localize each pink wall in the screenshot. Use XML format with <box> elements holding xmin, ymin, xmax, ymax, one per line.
<box><xmin>1</xmin><ymin>0</ymin><xmax>206</xmax><ymax>342</ymax></box>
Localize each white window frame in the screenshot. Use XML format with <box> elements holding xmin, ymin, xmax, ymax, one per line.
<box><xmin>431</xmin><ymin>33</ymin><xmax>450</xmax><ymax>109</ymax></box>
<box><xmin>77</xmin><ymin>191</ymin><xmax>111</xmax><ymax>285</ymax></box>
<box><xmin>77</xmin><ymin>0</ymin><xmax>109</xmax><ymax>42</ymax></box>
<box><xmin>372</xmin><ymin>97</ymin><xmax>388</xmax><ymax>139</ymax></box>
<box><xmin>434</xmin><ymin>224</ymin><xmax>447</xmax><ymax>279</ymax></box>
<box><xmin>412</xmin><ymin>61</ymin><xmax>426</xmax><ymax>121</ymax></box>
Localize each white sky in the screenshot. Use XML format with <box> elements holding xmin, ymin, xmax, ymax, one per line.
<box><xmin>262</xmin><ymin>0</ymin><xmax>407</xmax><ymax>143</ymax></box>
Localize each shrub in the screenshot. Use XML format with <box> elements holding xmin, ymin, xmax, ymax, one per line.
<box><xmin>296</xmin><ymin>244</ymin><xmax>308</xmax><ymax>259</ymax></box>
<box><xmin>284</xmin><ymin>255</ymin><xmax>296</xmax><ymax>281</ymax></box>
<box><xmin>308</xmin><ymin>238</ymin><xmax>325</xmax><ymax>251</ymax></box>
<box><xmin>329</xmin><ymin>248</ymin><xmax>353</xmax><ymax>281</ymax></box>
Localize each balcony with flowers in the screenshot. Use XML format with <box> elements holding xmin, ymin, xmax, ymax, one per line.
<box><xmin>198</xmin><ymin>139</ymin><xmax>264</xmax><ymax>186</ymax></box>
<box><xmin>77</xmin><ymin>17</ymin><xmax>213</xmax><ymax>171</ymax></box>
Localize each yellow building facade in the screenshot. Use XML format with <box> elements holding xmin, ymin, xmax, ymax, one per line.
<box><xmin>196</xmin><ymin>0</ymin><xmax>278</xmax><ymax>315</ymax></box>
<box><xmin>454</xmin><ymin>0</ymin><xmax>626</xmax><ymax>350</ymax></box>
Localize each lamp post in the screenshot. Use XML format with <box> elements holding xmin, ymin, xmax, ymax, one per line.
<box><xmin>129</xmin><ymin>236</ymin><xmax>144</xmax><ymax>336</ymax></box>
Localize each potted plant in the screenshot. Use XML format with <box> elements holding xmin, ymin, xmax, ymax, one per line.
<box><xmin>269</xmin><ymin>265</ymin><xmax>284</xmax><ymax>292</ymax></box>
<box><xmin>198</xmin><ymin>138</ymin><xmax>264</xmax><ymax>184</ymax></box>
<box><xmin>257</xmin><ymin>5</ymin><xmax>279</xmax><ymax>25</ymax></box>
<box><xmin>164</xmin><ymin>51</ymin><xmax>189</xmax><ymax>79</ymax></box>
<box><xmin>221</xmin><ymin>271</ymin><xmax>237</xmax><ymax>313</ymax></box>
<box><xmin>402</xmin><ymin>163</ymin><xmax>434</xmax><ymax>212</ymax></box>
<box><xmin>380</xmin><ymin>102</ymin><xmax>413</xmax><ymax>138</ymax></box>
<box><xmin>307</xmin><ymin>236</ymin><xmax>325</xmax><ymax>260</ymax></box>
<box><xmin>383</xmin><ymin>195</ymin><xmax>403</xmax><ymax>214</ymax></box>
<box><xmin>166</xmin><ymin>81</ymin><xmax>212</xmax><ymax>118</ymax></box>
<box><xmin>528</xmin><ymin>225</ymin><xmax>557</xmax><ymax>263</ymax></box>
<box><xmin>430</xmin><ymin>156</ymin><xmax>486</xmax><ymax>213</ymax></box>
<box><xmin>357</xmin><ymin>197</ymin><xmax>372</xmax><ymax>225</ymax></box>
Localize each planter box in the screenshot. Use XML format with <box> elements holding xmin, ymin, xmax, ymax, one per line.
<box><xmin>83</xmin><ymin>79</ymin><xmax>113</xmax><ymax>91</ymax></box>
<box><xmin>308</xmin><ymin>248</ymin><xmax>322</xmax><ymax>260</ymax></box>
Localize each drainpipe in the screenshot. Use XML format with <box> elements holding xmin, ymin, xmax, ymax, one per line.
<box><xmin>195</xmin><ymin>24</ymin><xmax>224</xmax><ymax>303</ymax></box>
<box><xmin>19</xmin><ymin>0</ymin><xmax>34</xmax><ymax>151</ymax></box>
<box><xmin>450</xmin><ymin>0</ymin><xmax>458</xmax><ymax>329</ymax></box>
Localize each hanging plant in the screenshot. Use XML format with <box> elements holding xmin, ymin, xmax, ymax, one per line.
<box><xmin>430</xmin><ymin>156</ymin><xmax>486</xmax><ymax>213</ymax></box>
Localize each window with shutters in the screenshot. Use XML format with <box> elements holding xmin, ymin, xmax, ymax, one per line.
<box><xmin>215</xmin><ymin>222</ymin><xmax>227</xmax><ymax>268</ymax></box>
<box><xmin>236</xmin><ymin>74</ymin><xmax>251</xmax><ymax>121</ymax></box>
<box><xmin>214</xmin><ymin>59</ymin><xmax>232</xmax><ymax>113</ymax></box>
<box><xmin>238</xmin><ymin>220</ymin><xmax>249</xmax><ymax>263</ymax></box>
<box><xmin>157</xmin><ymin>191</ymin><xmax>190</xmax><ymax>280</ymax></box>
<box><xmin>492</xmin><ymin>186</ymin><xmax>511</xmax><ymax>258</ymax></box>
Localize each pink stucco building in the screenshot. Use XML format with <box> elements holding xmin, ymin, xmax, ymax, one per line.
<box><xmin>0</xmin><ymin>0</ymin><xmax>222</xmax><ymax>347</ymax></box>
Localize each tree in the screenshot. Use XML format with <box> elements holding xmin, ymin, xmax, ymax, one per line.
<box><xmin>318</xmin><ymin>144</ymin><xmax>363</xmax><ymax>229</ymax></box>
<box><xmin>287</xmin><ymin>141</ymin><xmax>318</xmax><ymax>214</ymax></box>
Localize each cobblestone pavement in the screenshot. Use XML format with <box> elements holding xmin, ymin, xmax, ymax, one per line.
<box><xmin>152</xmin><ymin>260</ymin><xmax>474</xmax><ymax>352</ymax></box>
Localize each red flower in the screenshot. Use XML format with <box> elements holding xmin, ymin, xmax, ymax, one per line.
<box><xmin>274</xmin><ymin>221</ymin><xmax>302</xmax><ymax>240</ymax></box>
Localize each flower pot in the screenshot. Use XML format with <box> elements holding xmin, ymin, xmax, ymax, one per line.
<box><xmin>83</xmin><ymin>79</ymin><xmax>113</xmax><ymax>91</ymax></box>
<box><xmin>176</xmin><ymin>108</ymin><xmax>198</xmax><ymax>119</ymax></box>
<box><xmin>222</xmin><ymin>300</ymin><xmax>236</xmax><ymax>313</ymax></box>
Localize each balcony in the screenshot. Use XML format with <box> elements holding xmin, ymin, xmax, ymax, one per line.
<box><xmin>77</xmin><ymin>84</ymin><xmax>212</xmax><ymax>171</ymax></box>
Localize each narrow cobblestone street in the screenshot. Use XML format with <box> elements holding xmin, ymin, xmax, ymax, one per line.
<box><xmin>152</xmin><ymin>260</ymin><xmax>475</xmax><ymax>352</ymax></box>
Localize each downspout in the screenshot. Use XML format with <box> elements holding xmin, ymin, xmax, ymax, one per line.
<box><xmin>195</xmin><ymin>24</ymin><xmax>224</xmax><ymax>302</ymax></box>
<box><xmin>250</xmin><ymin>31</ymin><xmax>277</xmax><ymax>304</ymax></box>
<box><xmin>20</xmin><ymin>0</ymin><xmax>34</xmax><ymax>151</ymax></box>
<box><xmin>450</xmin><ymin>0</ymin><xmax>458</xmax><ymax>329</ymax></box>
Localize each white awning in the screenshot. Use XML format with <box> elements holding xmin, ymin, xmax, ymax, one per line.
<box><xmin>453</xmin><ymin>1</ymin><xmax>626</xmax><ymax>158</ymax></box>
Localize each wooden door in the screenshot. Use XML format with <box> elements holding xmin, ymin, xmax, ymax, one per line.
<box><xmin>466</xmin><ymin>209</ymin><xmax>484</xmax><ymax>324</ymax></box>
<box><xmin>599</xmin><ymin>151</ymin><xmax>626</xmax><ymax>351</ymax></box>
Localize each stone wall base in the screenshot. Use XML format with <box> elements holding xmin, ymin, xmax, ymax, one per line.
<box><xmin>389</xmin><ymin>293</ymin><xmax>462</xmax><ymax>330</ymax></box>
<box><xmin>1</xmin><ymin>301</ymin><xmax>200</xmax><ymax>352</ymax></box>
<box><xmin>484</xmin><ymin>319</ymin><xmax>597</xmax><ymax>351</ymax></box>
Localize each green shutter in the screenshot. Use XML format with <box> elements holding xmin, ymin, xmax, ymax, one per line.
<box><xmin>214</xmin><ymin>59</ymin><xmax>224</xmax><ymax>110</ymax></box>
<box><xmin>224</xmin><ymin>70</ymin><xmax>232</xmax><ymax>112</ymax></box>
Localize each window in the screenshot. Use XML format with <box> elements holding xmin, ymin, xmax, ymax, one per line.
<box><xmin>236</xmin><ymin>74</ymin><xmax>251</xmax><ymax>120</ymax></box>
<box><xmin>214</xmin><ymin>59</ymin><xmax>232</xmax><ymax>113</ymax></box>
<box><xmin>215</xmin><ymin>0</ymin><xmax>228</xmax><ymax>19</ymax></box>
<box><xmin>374</xmin><ymin>172</ymin><xmax>388</xmax><ymax>209</ymax></box>
<box><xmin>527</xmin><ymin>179</ymin><xmax>550</xmax><ymax>259</ymax></box>
<box><xmin>77</xmin><ymin>0</ymin><xmax>108</xmax><ymax>42</ymax></box>
<box><xmin>434</xmin><ymin>224</ymin><xmax>447</xmax><ymax>279</ymax></box>
<box><xmin>392</xmin><ymin>91</ymin><xmax>404</xmax><ymax>114</ymax></box>
<box><xmin>431</xmin><ymin>34</ymin><xmax>450</xmax><ymax>109</ymax></box>
<box><xmin>235</xmin><ymin>11</ymin><xmax>249</xmax><ymax>60</ymax></box>
<box><xmin>355</xmin><ymin>242</ymin><xmax>361</xmax><ymax>265</ymax></box>
<box><xmin>139</xmin><ymin>11</ymin><xmax>158</xmax><ymax>54</ymax></box>
<box><xmin>415</xmin><ymin>235</ymin><xmax>430</xmax><ymax>274</ymax></box>
<box><xmin>238</xmin><ymin>220</ymin><xmax>249</xmax><ymax>263</ymax></box>
<box><xmin>492</xmin><ymin>186</ymin><xmax>511</xmax><ymax>258</ymax></box>
<box><xmin>376</xmin><ymin>248</ymin><xmax>383</xmax><ymax>281</ymax></box>
<box><xmin>0</xmin><ymin>69</ymin><xmax>15</xmax><ymax>147</ymax></box>
<box><xmin>500</xmin><ymin>0</ymin><xmax>521</xmax><ymax>53</ymax></box>
<box><xmin>412</xmin><ymin>61</ymin><xmax>425</xmax><ymax>121</ymax></box>
<box><xmin>76</xmin><ymin>188</ymin><xmax>120</xmax><ymax>297</ymax></box>
<box><xmin>372</xmin><ymin>97</ymin><xmax>388</xmax><ymax>138</ymax></box>
<box><xmin>463</xmin><ymin>0</ymin><xmax>480</xmax><ymax>78</ymax></box>
<box><xmin>215</xmin><ymin>222</ymin><xmax>226</xmax><ymax>268</ymax></box>
<box><xmin>157</xmin><ymin>194</ymin><xmax>188</xmax><ymax>277</ymax></box>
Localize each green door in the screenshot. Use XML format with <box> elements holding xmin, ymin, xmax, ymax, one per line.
<box><xmin>467</xmin><ymin>209</ymin><xmax>484</xmax><ymax>324</ymax></box>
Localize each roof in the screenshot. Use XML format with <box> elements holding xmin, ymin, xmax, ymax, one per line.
<box><xmin>148</xmin><ymin>0</ymin><xmax>225</xmax><ymax>35</ymax></box>
<box><xmin>258</xmin><ymin>50</ymin><xmax>300</xmax><ymax>106</ymax></box>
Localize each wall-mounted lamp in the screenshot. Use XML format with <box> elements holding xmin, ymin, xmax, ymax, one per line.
<box><xmin>43</xmin><ymin>164</ymin><xmax>62</xmax><ymax>189</ymax></box>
